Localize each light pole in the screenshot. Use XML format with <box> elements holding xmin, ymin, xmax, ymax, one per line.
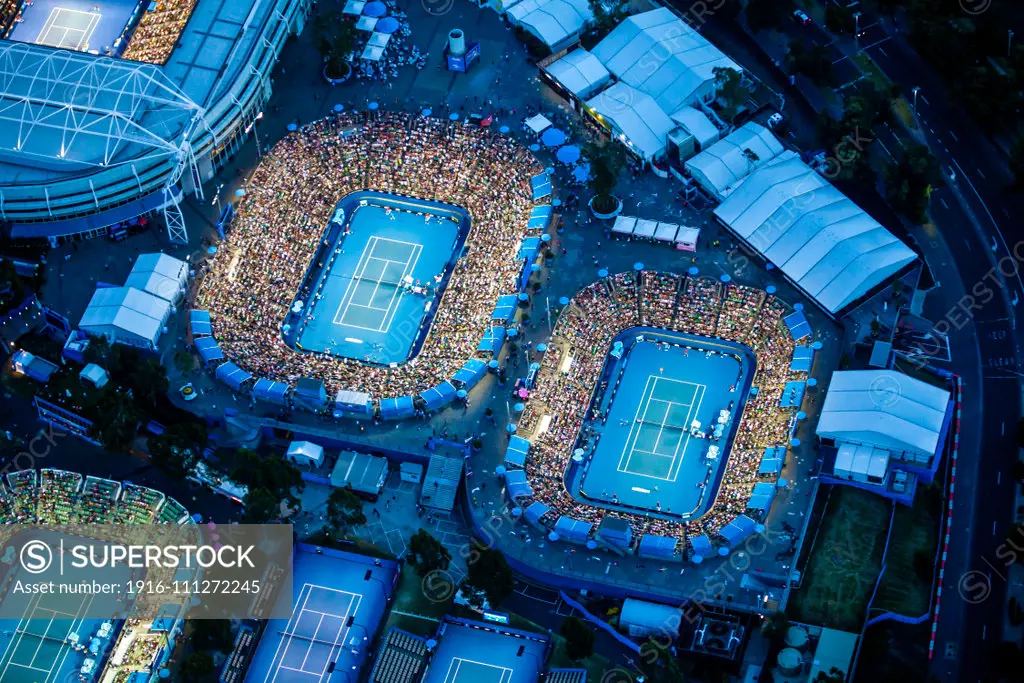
<box><xmin>245</xmin><ymin>111</ymin><xmax>264</xmax><ymax>158</ymax></box>
<box><xmin>1009</xmin><ymin>30</ymin><xmax>1015</xmax><ymax>58</ymax></box>
<box><xmin>853</xmin><ymin>12</ymin><xmax>862</xmax><ymax>50</ymax></box>
<box><xmin>912</xmin><ymin>87</ymin><xmax>920</xmax><ymax>115</ymax></box>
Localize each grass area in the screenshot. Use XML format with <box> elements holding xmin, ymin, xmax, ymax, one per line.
<box><xmin>893</xmin><ymin>96</ymin><xmax>919</xmax><ymax>130</ymax></box>
<box><xmin>873</xmin><ymin>484</ymin><xmax>943</xmax><ymax>617</ymax></box>
<box><xmin>380</xmin><ymin>567</ymin><xmax>452</xmax><ymax>638</ymax></box>
<box><xmin>508</xmin><ymin>613</ymin><xmax>613</xmax><ymax>682</ymax></box>
<box><xmin>853</xmin><ymin>53</ymin><xmax>890</xmax><ymax>93</ymax></box>
<box><xmin>789</xmin><ymin>486</ymin><xmax>890</xmax><ymax>631</ymax></box>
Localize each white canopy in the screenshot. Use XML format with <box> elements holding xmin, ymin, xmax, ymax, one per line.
<box><xmin>361</xmin><ymin>45</ymin><xmax>385</xmax><ymax>61</ymax></box>
<box><xmin>591</xmin><ymin>7</ymin><xmax>741</xmax><ymax>112</ymax></box>
<box><xmin>713</xmin><ymin>156</ymin><xmax>917</xmax><ymax>314</ymax></box>
<box><xmin>79</xmin><ymin>286</ymin><xmax>171</xmax><ymax>350</ymax></box>
<box><xmin>80</xmin><ymin>363</ymin><xmax>109</xmax><ymax>389</ymax></box>
<box><xmin>834</xmin><ymin>443</ymin><xmax>891</xmax><ymax>481</ymax></box>
<box><xmin>587</xmin><ymin>82</ymin><xmax>675</xmax><ymax>160</ymax></box>
<box><xmin>612</xmin><ymin>215</ymin><xmax>637</xmax><ymax>235</ymax></box>
<box><xmin>685</xmin><ymin>122</ymin><xmax>786</xmax><ymax>200</ymax></box>
<box><xmin>817</xmin><ymin>370</ymin><xmax>951</xmax><ymax>460</ymax></box>
<box><xmin>507</xmin><ymin>0</ymin><xmax>592</xmax><ymax>51</ymax></box>
<box><xmin>525</xmin><ymin>114</ymin><xmax>553</xmax><ymax>134</ymax></box>
<box><xmin>342</xmin><ymin>0</ymin><xmax>366</xmax><ymax>14</ymax></box>
<box><xmin>634</xmin><ymin>218</ymin><xmax>658</xmax><ymax>239</ymax></box>
<box><xmin>671</xmin><ymin>106</ymin><xmax>719</xmax><ymax>148</ymax></box>
<box><xmin>675</xmin><ymin>225</ymin><xmax>701</xmax><ymax>249</ymax></box>
<box><xmin>356</xmin><ymin>16</ymin><xmax>378</xmax><ymax>31</ymax></box>
<box><xmin>545</xmin><ymin>49</ymin><xmax>611</xmax><ymax>99</ymax></box>
<box><xmin>368</xmin><ymin>32</ymin><xmax>391</xmax><ymax>48</ymax></box>
<box><xmin>286</xmin><ymin>440</ymin><xmax>325</xmax><ymax>468</ymax></box>
<box><xmin>654</xmin><ymin>222</ymin><xmax>678</xmax><ymax>242</ymax></box>
<box><xmin>125</xmin><ymin>252</ymin><xmax>187</xmax><ymax>303</ymax></box>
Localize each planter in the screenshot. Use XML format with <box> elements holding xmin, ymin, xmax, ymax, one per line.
<box><xmin>589</xmin><ymin>195</ymin><xmax>623</xmax><ymax>220</ymax></box>
<box><xmin>322</xmin><ymin>63</ymin><xmax>352</xmax><ymax>85</ymax></box>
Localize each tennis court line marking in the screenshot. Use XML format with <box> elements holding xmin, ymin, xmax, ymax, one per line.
<box><xmin>444</xmin><ymin>657</ymin><xmax>514</xmax><ymax>683</ymax></box>
<box><xmin>0</xmin><ymin>589</ymin><xmax>93</xmax><ymax>683</ymax></box>
<box><xmin>333</xmin><ymin>235</ymin><xmax>421</xmax><ymax>332</ymax></box>
<box><xmin>266</xmin><ymin>584</ymin><xmax>362</xmax><ymax>683</ymax></box>
<box><xmin>37</xmin><ymin>8</ymin><xmax>100</xmax><ymax>51</ymax></box>
<box><xmin>618</xmin><ymin>377</ymin><xmax>701</xmax><ymax>481</ymax></box>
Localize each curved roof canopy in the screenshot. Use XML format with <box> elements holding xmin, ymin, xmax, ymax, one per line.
<box><xmin>713</xmin><ymin>156</ymin><xmax>917</xmax><ymax>314</ymax></box>
<box><xmin>685</xmin><ymin>122</ymin><xmax>785</xmax><ymax>199</ymax></box>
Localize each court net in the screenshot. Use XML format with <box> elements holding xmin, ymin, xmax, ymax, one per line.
<box><xmin>635</xmin><ymin>416</ymin><xmax>689</xmax><ymax>430</ymax></box>
<box><xmin>354</xmin><ymin>273</ymin><xmax>404</xmax><ymax>287</ymax></box>
<box><xmin>277</xmin><ymin>630</ymin><xmax>351</xmax><ymax>647</ymax></box>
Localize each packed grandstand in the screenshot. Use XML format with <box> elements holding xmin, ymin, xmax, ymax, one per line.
<box><xmin>512</xmin><ymin>273</ymin><xmax>801</xmax><ymax>554</ymax></box>
<box><xmin>196</xmin><ymin>111</ymin><xmax>542</xmax><ymax>400</ymax></box>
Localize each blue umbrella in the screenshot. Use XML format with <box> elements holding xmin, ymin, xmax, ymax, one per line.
<box><xmin>634</xmin><ymin>262</ymin><xmax>645</xmax><ymax>271</ymax></box>
<box><xmin>796</xmin><ymin>411</ymin><xmax>807</xmax><ymax>420</ymax></box>
<box><xmin>368</xmin><ymin>101</ymin><xmax>379</xmax><ymax>111</ymax></box>
<box><xmin>499</xmin><ymin>125</ymin><xmax>510</xmax><ymax>134</ymax></box>
<box><xmin>766</xmin><ymin>285</ymin><xmax>777</xmax><ymax>294</ymax></box>
<box><xmin>552</xmin><ymin>198</ymin><xmax>562</xmax><ymax>207</ymax></box>
<box><xmin>794</xmin><ymin>302</ymin><xmax>804</xmax><ymax>311</ymax></box>
<box><xmin>529</xmin><ymin>144</ymin><xmax>540</xmax><ymax>152</ymax></box>
<box><xmin>548</xmin><ymin>531</ymin><xmax>560</xmax><ymax>542</ymax></box>
<box><xmin>791</xmin><ymin>437</ymin><xmax>801</xmax><ymax>447</ymax></box>
<box><xmin>586</xmin><ymin>540</ymin><xmax>598</xmax><ymax>550</ymax></box>
<box><xmin>363</xmin><ymin>1</ymin><xmax>386</xmax><ymax>17</ymax></box>
<box><xmin>541</xmin><ymin>233</ymin><xmax>552</xmax><ymax>242</ymax></box>
<box><xmin>495</xmin><ymin>465</ymin><xmax>507</xmax><ymax>476</ymax></box>
<box><xmin>518</xmin><ymin>292</ymin><xmax>529</xmax><ymax>301</ymax></box>
<box><xmin>545</xmin><ymin>166</ymin><xmax>555</xmax><ymax>175</ymax></box>
<box><xmin>572</xmin><ymin>163</ymin><xmax>591</xmax><ymax>183</ymax></box>
<box><xmin>766</xmin><ymin>263</ymin><xmax>775</xmax><ymax>270</ymax></box>
<box><xmin>449</xmin><ymin>112</ymin><xmax>459</xmax><ymax>121</ymax></box>
<box><xmin>718</xmin><ymin>546</ymin><xmax>729</xmax><ymax>557</ymax></box>
<box><xmin>456</xmin><ymin>389</ymin><xmax>467</xmax><ymax>398</ymax></box>
<box><xmin>333</xmin><ymin>104</ymin><xmax>344</xmax><ymax>113</ymax></box>
<box><xmin>755</xmin><ymin>523</ymin><xmax>766</xmax><ymax>533</ymax></box>
<box><xmin>488</xmin><ymin>359</ymin><xmax>499</xmax><ymax>368</ymax></box>
<box><xmin>777</xmin><ymin>478</ymin><xmax>788</xmax><ymax>488</ymax></box>
<box><xmin>556</xmin><ymin>145</ymin><xmax>581</xmax><ymax>164</ymax></box>
<box><xmin>598</xmin><ymin>268</ymin><xmax>608</xmax><ymax>278</ymax></box>
<box><xmin>688</xmin><ymin>266</ymin><xmax>699</xmax><ymax>276</ymax></box>
<box><xmin>811</xmin><ymin>341</ymin><xmax>823</xmax><ymax>350</ymax></box>
<box><xmin>376</xmin><ymin>16</ymin><xmax>400</xmax><ymax>33</ymax></box>
<box><xmin>508</xmin><ymin>328</ymin><xmax>519</xmax><ymax>337</ymax></box>
<box><xmin>512</xmin><ymin>507</ymin><xmax>523</xmax><ymax>517</ymax></box>
<box><xmin>530</xmin><ymin>263</ymin><xmax>541</xmax><ymax>272</ymax></box>
<box><xmin>506</xmin><ymin>424</ymin><xmax>517</xmax><ymax>433</ymax></box>
<box><xmin>720</xmin><ymin>273</ymin><xmax>731</xmax><ymax>283</ymax></box>
<box><xmin>529</xmin><ymin>362</ymin><xmax>541</xmax><ymax>371</ymax></box>
<box><xmin>692</xmin><ymin>554</ymin><xmax>704</xmax><ymax>564</ymax></box>
<box><xmin>807</xmin><ymin>377</ymin><xmax>818</xmax><ymax>387</ymax></box>
<box><xmin>234</xmin><ymin>189</ymin><xmax>246</xmax><ymax>197</ymax></box>
<box><xmin>286</xmin><ymin>123</ymin><xmax>298</xmax><ymax>131</ymax></box>
<box><xmin>558</xmin><ymin>296</ymin><xmax>569</xmax><ymax>305</ymax></box>
<box><xmin>536</xmin><ymin>343</ymin><xmax>547</xmax><ymax>352</ymax></box>
<box><xmin>541</xmin><ymin>128</ymin><xmax>566</xmax><ymax>147</ymax></box>
<box><xmin>207</xmin><ymin>246</ymin><xmax>218</xmax><ymax>255</ymax></box>
<box><xmin>514</xmin><ymin>402</ymin><xmax>525</xmax><ymax>412</ymax></box>
<box><xmin>421</xmin><ymin>108</ymin><xmax>432</xmax><ymax>117</ymax></box>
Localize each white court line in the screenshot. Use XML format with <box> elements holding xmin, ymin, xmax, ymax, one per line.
<box><xmin>377</xmin><ymin>244</ymin><xmax>422</xmax><ymax>332</ymax></box>
<box><xmin>334</xmin><ymin>236</ymin><xmax>420</xmax><ymax>331</ymax></box>
<box><xmin>669</xmin><ymin>383</ymin><xmax>704</xmax><ymax>482</ymax></box>
<box><xmin>334</xmin><ymin>236</ymin><xmax>386</xmax><ymax>325</ymax></box>
<box><xmin>267</xmin><ymin>585</ymin><xmax>363</xmax><ymax>683</ymax></box>
<box><xmin>618</xmin><ymin>375</ymin><xmax>656</xmax><ymax>473</ymax></box>
<box><xmin>0</xmin><ymin>589</ymin><xmax>92</xmax><ymax>683</ymax></box>
<box><xmin>37</xmin><ymin>8</ymin><xmax>99</xmax><ymax>50</ymax></box>
<box><xmin>619</xmin><ymin>377</ymin><xmax>699</xmax><ymax>479</ymax></box>
<box><xmin>445</xmin><ymin>657</ymin><xmax>514</xmax><ymax>683</ymax></box>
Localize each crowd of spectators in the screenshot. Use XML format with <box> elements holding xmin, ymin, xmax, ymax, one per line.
<box><xmin>122</xmin><ymin>0</ymin><xmax>198</xmax><ymax>64</ymax></box>
<box><xmin>198</xmin><ymin>112</ymin><xmax>540</xmax><ymax>398</ymax></box>
<box><xmin>0</xmin><ymin>469</ymin><xmax>189</xmax><ymax>525</ymax></box>
<box><xmin>516</xmin><ymin>273</ymin><xmax>802</xmax><ymax>553</ymax></box>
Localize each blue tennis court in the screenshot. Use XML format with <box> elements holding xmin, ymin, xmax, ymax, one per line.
<box><xmin>289</xmin><ymin>193</ymin><xmax>469</xmax><ymax>365</ymax></box>
<box><xmin>576</xmin><ymin>330</ymin><xmax>754</xmax><ymax>519</ymax></box>
<box><xmin>422</xmin><ymin>619</ymin><xmax>547</xmax><ymax>683</ymax></box>
<box><xmin>7</xmin><ymin>0</ymin><xmax>142</xmax><ymax>56</ymax></box>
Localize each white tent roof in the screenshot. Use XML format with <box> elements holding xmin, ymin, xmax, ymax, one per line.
<box><xmin>591</xmin><ymin>7</ymin><xmax>741</xmax><ymax>113</ymax></box>
<box><xmin>634</xmin><ymin>218</ymin><xmax>658</xmax><ymax>238</ymax></box>
<box><xmin>525</xmin><ymin>114</ymin><xmax>553</xmax><ymax>134</ymax></box>
<box><xmin>612</xmin><ymin>215</ymin><xmax>637</xmax><ymax>234</ymax></box>
<box><xmin>684</xmin><ymin>122</ymin><xmax>785</xmax><ymax>199</ymax></box>
<box><xmin>124</xmin><ymin>271</ymin><xmax>180</xmax><ymax>302</ymax></box>
<box><xmin>507</xmin><ymin>0</ymin><xmax>592</xmax><ymax>50</ymax></box>
<box><xmin>286</xmin><ymin>440</ymin><xmax>324</xmax><ymax>463</ymax></box>
<box><xmin>587</xmin><ymin>82</ymin><xmax>675</xmax><ymax>160</ymax></box>
<box><xmin>817</xmin><ymin>370</ymin><xmax>950</xmax><ymax>458</ymax></box>
<box><xmin>671</xmin><ymin>106</ymin><xmax>719</xmax><ymax>147</ymax></box>
<box><xmin>835</xmin><ymin>443</ymin><xmax>890</xmax><ymax>480</ymax></box>
<box><xmin>676</xmin><ymin>225</ymin><xmax>700</xmax><ymax>245</ymax></box>
<box><xmin>79</xmin><ymin>286</ymin><xmax>170</xmax><ymax>347</ymax></box>
<box><xmin>80</xmin><ymin>363</ymin><xmax>109</xmax><ymax>388</ymax></box>
<box><xmin>545</xmin><ymin>49</ymin><xmax>611</xmax><ymax>99</ymax></box>
<box><xmin>133</xmin><ymin>252</ymin><xmax>187</xmax><ymax>281</ymax></box>
<box><xmin>713</xmin><ymin>156</ymin><xmax>917</xmax><ymax>314</ymax></box>
<box><xmin>654</xmin><ymin>222</ymin><xmax>679</xmax><ymax>242</ymax></box>
<box><xmin>126</xmin><ymin>253</ymin><xmax>186</xmax><ymax>302</ymax></box>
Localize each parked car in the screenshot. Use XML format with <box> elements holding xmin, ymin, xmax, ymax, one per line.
<box><xmin>793</xmin><ymin>9</ymin><xmax>812</xmax><ymax>25</ymax></box>
<box><xmin>767</xmin><ymin>113</ymin><xmax>784</xmax><ymax>129</ymax></box>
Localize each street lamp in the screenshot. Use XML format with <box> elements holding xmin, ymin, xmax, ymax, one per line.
<box><xmin>245</xmin><ymin>111</ymin><xmax>264</xmax><ymax>158</ymax></box>
<box><xmin>912</xmin><ymin>87</ymin><xmax>920</xmax><ymax>115</ymax></box>
<box><xmin>853</xmin><ymin>12</ymin><xmax>862</xmax><ymax>50</ymax></box>
<box><xmin>1009</xmin><ymin>30</ymin><xmax>1015</xmax><ymax>58</ymax></box>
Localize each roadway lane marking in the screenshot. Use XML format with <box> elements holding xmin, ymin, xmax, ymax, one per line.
<box><xmin>920</xmin><ymin>93</ymin><xmax>930</xmax><ymax>105</ymax></box>
<box><xmin>963</xmin><ymin>237</ymin><xmax>971</xmax><ymax>251</ymax></box>
<box><xmin>977</xmin><ymin>168</ymin><xmax>987</xmax><ymax>180</ymax></box>
<box><xmin>993</xmin><ymin>520</ymin><xmax>998</xmax><ymax>535</ymax></box>
<box><xmin>878</xmin><ymin>47</ymin><xmax>888</xmax><ymax>57</ymax></box>
<box><xmin>998</xmin><ymin>471</ymin><xmax>1002</xmax><ymax>484</ymax></box>
<box><xmin>949</xmin><ymin>131</ymin><xmax>959</xmax><ymax>142</ymax></box>
<box><xmin>940</xmin><ymin>198</ymin><xmax>949</xmax><ymax>209</ymax></box>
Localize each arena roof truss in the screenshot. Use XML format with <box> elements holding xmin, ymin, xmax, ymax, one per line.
<box><xmin>0</xmin><ymin>43</ymin><xmax>205</xmax><ymax>170</ymax></box>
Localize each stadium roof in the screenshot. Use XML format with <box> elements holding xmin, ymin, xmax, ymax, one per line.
<box><xmin>586</xmin><ymin>82</ymin><xmax>676</xmax><ymax>161</ymax></box>
<box><xmin>591</xmin><ymin>7</ymin><xmax>741</xmax><ymax>114</ymax></box>
<box><xmin>507</xmin><ymin>0</ymin><xmax>593</xmax><ymax>50</ymax></box>
<box><xmin>684</xmin><ymin>122</ymin><xmax>786</xmax><ymax>200</ymax></box>
<box><xmin>0</xmin><ymin>42</ymin><xmax>204</xmax><ymax>184</ymax></box>
<box><xmin>713</xmin><ymin>156</ymin><xmax>917</xmax><ymax>314</ymax></box>
<box><xmin>545</xmin><ymin>49</ymin><xmax>611</xmax><ymax>99</ymax></box>
<box><xmin>817</xmin><ymin>370</ymin><xmax>952</xmax><ymax>458</ymax></box>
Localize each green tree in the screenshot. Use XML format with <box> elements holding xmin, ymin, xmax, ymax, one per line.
<box><xmin>825</xmin><ymin>4</ymin><xmax>855</xmax><ymax>34</ymax></box>
<box><xmin>83</xmin><ymin>335</ymin><xmax>113</xmax><ymax>369</ymax></box>
<box><xmin>312</xmin><ymin>10</ymin><xmax>359</xmax><ymax>79</ymax></box>
<box><xmin>407</xmin><ymin>529</ymin><xmax>451</xmax><ymax>577</ymax></box>
<box><xmin>885</xmin><ymin>143</ymin><xmax>939</xmax><ymax>224</ymax></box>
<box><xmin>190</xmin><ymin>619</ymin><xmax>235</xmax><ymax>654</ymax></box>
<box><xmin>230</xmin><ymin>449</ymin><xmax>304</xmax><ymax>509</ymax></box>
<box><xmin>587</xmin><ymin>0</ymin><xmax>630</xmax><ymax>38</ymax></box>
<box><xmin>713</xmin><ymin>67</ymin><xmax>748</xmax><ymax>121</ymax></box>
<box><xmin>813</xmin><ymin>667</ymin><xmax>846</xmax><ymax>683</ymax></box>
<box><xmin>638</xmin><ymin>637</ymin><xmax>685</xmax><ymax>683</ymax></box>
<box><xmin>181</xmin><ymin>651</ymin><xmax>215</xmax><ymax>683</ymax></box>
<box><xmin>560</xmin><ymin>616</ymin><xmax>595</xmax><ymax>661</ymax></box>
<box><xmin>787</xmin><ymin>41</ymin><xmax>834</xmax><ymax>87</ymax></box>
<box><xmin>128</xmin><ymin>359</ymin><xmax>169</xmax><ymax>413</ymax></box>
<box><xmin>174</xmin><ymin>349</ymin><xmax>198</xmax><ymax>375</ymax></box>
<box><xmin>744</xmin><ymin>0</ymin><xmax>788</xmax><ymax>34</ymax></box>
<box><xmin>147</xmin><ymin>421</ymin><xmax>207</xmax><ymax>479</ymax></box>
<box><xmin>326</xmin><ymin>486</ymin><xmax>366</xmax><ymax>531</ymax></box>
<box><xmin>464</xmin><ymin>544</ymin><xmax>514</xmax><ymax>606</ymax></box>
<box><xmin>0</xmin><ymin>259</ymin><xmax>27</xmax><ymax>316</ymax></box>
<box><xmin>241</xmin><ymin>487</ymin><xmax>280</xmax><ymax>523</ymax></box>
<box><xmin>91</xmin><ymin>387</ymin><xmax>141</xmax><ymax>453</ymax></box>
<box><xmin>583</xmin><ymin>141</ymin><xmax>627</xmax><ymax>214</ymax></box>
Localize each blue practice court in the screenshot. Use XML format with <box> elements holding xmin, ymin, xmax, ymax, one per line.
<box><xmin>574</xmin><ymin>330</ymin><xmax>754</xmax><ymax>520</ymax></box>
<box><xmin>290</xmin><ymin>193</ymin><xmax>469</xmax><ymax>366</ymax></box>
<box><xmin>7</xmin><ymin>0</ymin><xmax>143</xmax><ymax>56</ymax></box>
<box><xmin>422</xmin><ymin>618</ymin><xmax>548</xmax><ymax>683</ymax></box>
<box><xmin>246</xmin><ymin>544</ymin><xmax>398</xmax><ymax>683</ymax></box>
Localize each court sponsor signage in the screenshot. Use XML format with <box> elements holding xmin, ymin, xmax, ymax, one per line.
<box><xmin>0</xmin><ymin>524</ymin><xmax>294</xmax><ymax>620</ymax></box>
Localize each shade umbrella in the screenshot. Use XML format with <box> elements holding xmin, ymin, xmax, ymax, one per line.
<box><xmin>552</xmin><ymin>198</ymin><xmax>562</xmax><ymax>207</ymax></box>
<box><xmin>529</xmin><ymin>144</ymin><xmax>540</xmax><ymax>152</ymax></box>
<box><xmin>796</xmin><ymin>411</ymin><xmax>807</xmax><ymax>420</ymax></box>
<box><xmin>807</xmin><ymin>377</ymin><xmax>818</xmax><ymax>387</ymax></box>
<box><xmin>572</xmin><ymin>163</ymin><xmax>591</xmax><ymax>183</ymax></box>
<box><xmin>234</xmin><ymin>189</ymin><xmax>246</xmax><ymax>197</ymax></box>
<box><xmin>506</xmin><ymin>424</ymin><xmax>517</xmax><ymax>433</ymax></box>
<box><xmin>421</xmin><ymin>108</ymin><xmax>432</xmax><ymax>117</ymax></box>
<box><xmin>449</xmin><ymin>112</ymin><xmax>459</xmax><ymax>121</ymax></box>
<box><xmin>687</xmin><ymin>266</ymin><xmax>699</xmax><ymax>275</ymax></box>
<box><xmin>791</xmin><ymin>437</ymin><xmax>801</xmax><ymax>447</ymax></box>
<box><xmin>766</xmin><ymin>263</ymin><xmax>775</xmax><ymax>270</ymax></box>
<box><xmin>718</xmin><ymin>547</ymin><xmax>729</xmax><ymax>557</ymax></box>
<box><xmin>495</xmin><ymin>465</ymin><xmax>507</xmax><ymax>477</ymax></box>
<box><xmin>286</xmin><ymin>123</ymin><xmax>298</xmax><ymax>131</ymax></box>
<box><xmin>634</xmin><ymin>262</ymin><xmax>645</xmax><ymax>271</ymax></box>
<box><xmin>548</xmin><ymin>532</ymin><xmax>560</xmax><ymax>542</ymax></box>
<box><xmin>512</xmin><ymin>507</ymin><xmax>523</xmax><ymax>517</ymax></box>
<box><xmin>586</xmin><ymin>540</ymin><xmax>598</xmax><ymax>550</ymax></box>
<box><xmin>536</xmin><ymin>343</ymin><xmax>547</xmax><ymax>352</ymax></box>
<box><xmin>692</xmin><ymin>554</ymin><xmax>704</xmax><ymax>564</ymax></box>
<box><xmin>333</xmin><ymin>104</ymin><xmax>345</xmax><ymax>113</ymax></box>
<box><xmin>541</xmin><ymin>128</ymin><xmax>566</xmax><ymax>147</ymax></box>
<box><xmin>376</xmin><ymin>16</ymin><xmax>400</xmax><ymax>33</ymax></box>
<box><xmin>766</xmin><ymin>285</ymin><xmax>777</xmax><ymax>294</ymax></box>
<box><xmin>507</xmin><ymin>328</ymin><xmax>519</xmax><ymax>337</ymax></box>
<box><xmin>488</xmin><ymin>359</ymin><xmax>499</xmax><ymax>369</ymax></box>
<box><xmin>597</xmin><ymin>268</ymin><xmax>608</xmax><ymax>277</ymax></box>
<box><xmin>755</xmin><ymin>523</ymin><xmax>766</xmax><ymax>533</ymax></box>
<box><xmin>518</xmin><ymin>292</ymin><xmax>529</xmax><ymax>301</ymax></box>
<box><xmin>530</xmin><ymin>263</ymin><xmax>541</xmax><ymax>272</ymax></box>
<box><xmin>207</xmin><ymin>246</ymin><xmax>218</xmax><ymax>255</ymax></box>
<box><xmin>529</xmin><ymin>362</ymin><xmax>541</xmax><ymax>371</ymax></box>
<box><xmin>545</xmin><ymin>166</ymin><xmax>555</xmax><ymax>174</ymax></box>
<box><xmin>794</xmin><ymin>303</ymin><xmax>804</xmax><ymax>311</ymax></box>
<box><xmin>368</xmin><ymin>101</ymin><xmax>379</xmax><ymax>111</ymax></box>
<box><xmin>456</xmin><ymin>389</ymin><xmax>467</xmax><ymax>398</ymax></box>
<box><xmin>499</xmin><ymin>125</ymin><xmax>510</xmax><ymax>134</ymax></box>
<box><xmin>777</xmin><ymin>478</ymin><xmax>788</xmax><ymax>488</ymax></box>
<box><xmin>558</xmin><ymin>296</ymin><xmax>569</xmax><ymax>305</ymax></box>
<box><xmin>720</xmin><ymin>273</ymin><xmax>731</xmax><ymax>283</ymax></box>
<box><xmin>541</xmin><ymin>234</ymin><xmax>551</xmax><ymax>242</ymax></box>
<box><xmin>513</xmin><ymin>402</ymin><xmax>525</xmax><ymax>412</ymax></box>
<box><xmin>556</xmin><ymin>145</ymin><xmax>581</xmax><ymax>164</ymax></box>
<box><xmin>811</xmin><ymin>341</ymin><xmax>823</xmax><ymax>350</ymax></box>
<box><xmin>517</xmin><ymin>388</ymin><xmax>528</xmax><ymax>398</ymax></box>
<box><xmin>363</xmin><ymin>1</ymin><xmax>386</xmax><ymax>17</ymax></box>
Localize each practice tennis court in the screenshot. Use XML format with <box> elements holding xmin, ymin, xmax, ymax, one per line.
<box><xmin>576</xmin><ymin>331</ymin><xmax>754</xmax><ymax>519</ymax></box>
<box><xmin>35</xmin><ymin>8</ymin><xmax>100</xmax><ymax>49</ymax></box>
<box><xmin>440</xmin><ymin>658</ymin><xmax>514</xmax><ymax>683</ymax></box>
<box><xmin>422</xmin><ymin>619</ymin><xmax>547</xmax><ymax>683</ymax></box>
<box><xmin>0</xmin><ymin>592</ymin><xmax>92</xmax><ymax>683</ymax></box>
<box><xmin>293</xmin><ymin>193</ymin><xmax>469</xmax><ymax>365</ymax></box>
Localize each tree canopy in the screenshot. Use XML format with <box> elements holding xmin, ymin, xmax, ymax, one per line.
<box><xmin>464</xmin><ymin>544</ymin><xmax>514</xmax><ymax>606</ymax></box>
<box><xmin>312</xmin><ymin>10</ymin><xmax>359</xmax><ymax>79</ymax></box>
<box><xmin>408</xmin><ymin>529</ymin><xmax>451</xmax><ymax>577</ymax></box>
<box><xmin>147</xmin><ymin>421</ymin><xmax>207</xmax><ymax>479</ymax></box>
<box><xmin>326</xmin><ymin>486</ymin><xmax>366</xmax><ymax>531</ymax></box>
<box><xmin>560</xmin><ymin>616</ymin><xmax>595</xmax><ymax>661</ymax></box>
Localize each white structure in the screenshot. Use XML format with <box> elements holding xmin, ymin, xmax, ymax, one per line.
<box><xmin>79</xmin><ymin>287</ymin><xmax>172</xmax><ymax>350</ymax></box>
<box><xmin>286</xmin><ymin>440</ymin><xmax>325</xmax><ymax>468</ymax></box>
<box><xmin>505</xmin><ymin>0</ymin><xmax>593</xmax><ymax>52</ymax></box>
<box><xmin>619</xmin><ymin>598</ymin><xmax>684</xmax><ymax>638</ymax></box>
<box><xmin>591</xmin><ymin>8</ymin><xmax>741</xmax><ymax>109</ymax></box>
<box><xmin>125</xmin><ymin>253</ymin><xmax>189</xmax><ymax>304</ymax></box>
<box><xmin>671</xmin><ymin>106</ymin><xmax>720</xmax><ymax>148</ymax></box>
<box><xmin>543</xmin><ymin>49</ymin><xmax>611</xmax><ymax>100</ymax></box>
<box><xmin>80</xmin><ymin>364</ymin><xmax>110</xmax><ymax>389</ymax></box>
<box><xmin>685</xmin><ymin>122</ymin><xmax>787</xmax><ymax>200</ymax></box>
<box><xmin>587</xmin><ymin>83</ymin><xmax>677</xmax><ymax>161</ymax></box>
<box><xmin>2</xmin><ymin>0</ymin><xmax>312</xmax><ymax>244</ymax></box>
<box><xmin>713</xmin><ymin>156</ymin><xmax>917</xmax><ymax>315</ymax></box>
<box><xmin>817</xmin><ymin>370</ymin><xmax>952</xmax><ymax>465</ymax></box>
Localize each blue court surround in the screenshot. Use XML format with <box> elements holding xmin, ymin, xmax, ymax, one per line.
<box><xmin>421</xmin><ymin>618</ymin><xmax>548</xmax><ymax>683</ymax></box>
<box><xmin>284</xmin><ymin>191</ymin><xmax>470</xmax><ymax>366</ymax></box>
<box><xmin>566</xmin><ymin>329</ymin><xmax>755</xmax><ymax>521</ymax></box>
<box><xmin>7</xmin><ymin>0</ymin><xmax>143</xmax><ymax>56</ymax></box>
